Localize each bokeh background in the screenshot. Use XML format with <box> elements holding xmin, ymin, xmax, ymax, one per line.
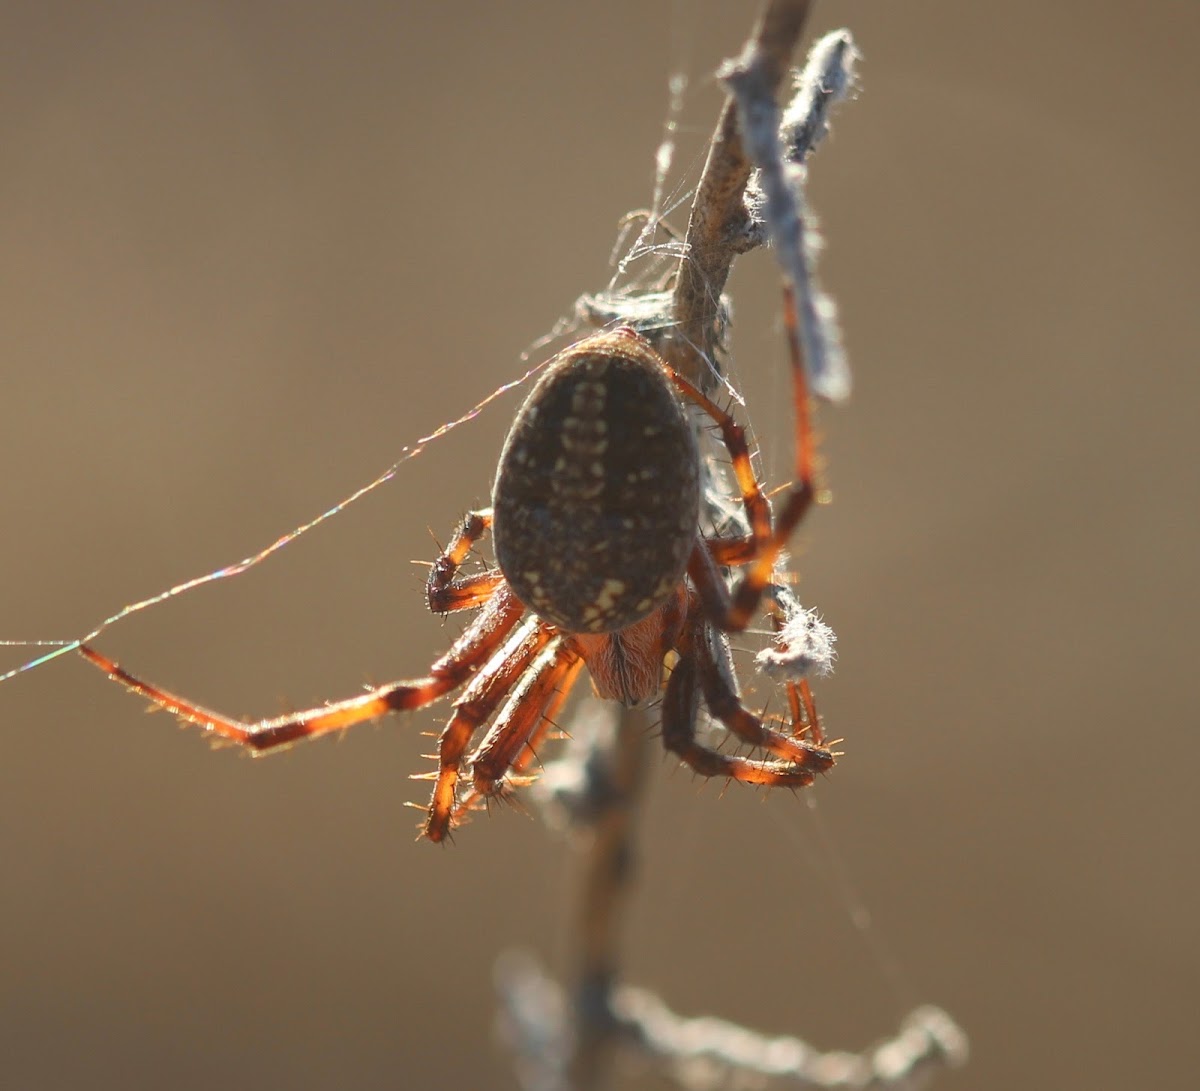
<box><xmin>2</xmin><ymin>3</ymin><xmax>1196</xmax><ymax>1088</ymax></box>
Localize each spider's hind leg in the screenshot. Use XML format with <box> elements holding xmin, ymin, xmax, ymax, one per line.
<box><xmin>696</xmin><ymin>621</ymin><xmax>833</xmax><ymax>771</ymax></box>
<box><xmin>660</xmin><ymin>620</ymin><xmax>823</xmax><ymax>790</ymax></box>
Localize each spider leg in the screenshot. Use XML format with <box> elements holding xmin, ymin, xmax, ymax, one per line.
<box><xmin>451</xmin><ymin>648</ymin><xmax>580</xmax><ymax>826</ymax></box>
<box><xmin>667</xmin><ymin>372</ymin><xmax>773</xmax><ymax>553</ymax></box>
<box><xmin>677</xmin><ymin>284</ymin><xmax>817</xmax><ymax>632</ymax></box>
<box><xmin>793</xmin><ymin>678</ymin><xmax>823</xmax><ymax>747</ymax></box>
<box><xmin>697</xmin><ymin>622</ymin><xmax>833</xmax><ymax>772</ymax></box>
<box><xmin>78</xmin><ymin>584</ymin><xmax>524</xmax><ymax>753</ymax></box>
<box><xmin>661</xmin><ymin>618</ymin><xmax>820</xmax><ymax>789</ymax></box>
<box><xmin>420</xmin><ymin>614</ymin><xmax>553</xmax><ymax>842</ymax></box>
<box><xmin>506</xmin><ymin>657</ymin><xmax>579</xmax><ymax>774</ymax></box>
<box><xmin>724</xmin><ymin>284</ymin><xmax>818</xmax><ymax>623</ymax></box>
<box><xmin>687</xmin><ymin>540</ymin><xmax>749</xmax><ymax>631</ymax></box>
<box><xmin>468</xmin><ymin>641</ymin><xmax>583</xmax><ymax>800</ymax></box>
<box><xmin>706</xmin><ymin>535</ymin><xmax>758</xmax><ymax>567</ymax></box>
<box><xmin>426</xmin><ymin>508</ymin><xmax>501</xmax><ymax>613</ymax></box>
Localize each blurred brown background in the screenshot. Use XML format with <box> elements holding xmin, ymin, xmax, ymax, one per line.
<box><xmin>1</xmin><ymin>3</ymin><xmax>1196</xmax><ymax>1089</ymax></box>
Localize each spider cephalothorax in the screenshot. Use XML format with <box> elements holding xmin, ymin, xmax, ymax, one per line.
<box><xmin>80</xmin><ymin>296</ymin><xmax>836</xmax><ymax>843</ymax></box>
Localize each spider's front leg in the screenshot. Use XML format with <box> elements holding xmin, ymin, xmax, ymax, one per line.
<box><xmin>421</xmin><ymin>627</ymin><xmax>585</xmax><ymax>842</ymax></box>
<box><xmin>677</xmin><ymin>284</ymin><xmax>818</xmax><ymax>634</ymax></box>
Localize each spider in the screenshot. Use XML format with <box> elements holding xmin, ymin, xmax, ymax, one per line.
<box><xmin>79</xmin><ymin>286</ymin><xmax>836</xmax><ymax>842</ymax></box>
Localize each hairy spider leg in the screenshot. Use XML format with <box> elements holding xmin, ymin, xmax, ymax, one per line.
<box><xmin>77</xmin><ymin>509</ymin><xmax>527</xmax><ymax>751</ymax></box>
<box><xmin>450</xmin><ymin>650</ymin><xmax>581</xmax><ymax>827</ymax></box>
<box><xmin>705</xmin><ymin>535</ymin><xmax>761</xmax><ymax>567</ymax></box>
<box><xmin>425</xmin><ymin>508</ymin><xmax>502</xmax><ymax>613</ymax></box>
<box><xmin>697</xmin><ymin>619</ymin><xmax>833</xmax><ymax>771</ymax></box>
<box><xmin>417</xmin><ymin>613</ymin><xmax>552</xmax><ymax>842</ymax></box>
<box><xmin>422</xmin><ymin>506</ymin><xmax>576</xmax><ymax>840</ymax></box>
<box><xmin>77</xmin><ymin>586</ymin><xmax>523</xmax><ymax>753</ymax></box>
<box><xmin>418</xmin><ymin>507</ymin><xmax>586</xmax><ymax>840</ymax></box>
<box><xmin>679</xmin><ymin>283</ymin><xmax>817</xmax><ymax>633</ymax></box>
<box><xmin>468</xmin><ymin>642</ymin><xmax>584</xmax><ymax>800</ymax></box>
<box><xmin>660</xmin><ymin>615</ymin><xmax>821</xmax><ymax>789</ymax></box>
<box><xmin>793</xmin><ymin>679</ymin><xmax>823</xmax><ymax>746</ymax></box>
<box><xmin>666</xmin><ymin>371</ymin><xmax>773</xmax><ymax>553</ymax></box>
<box><xmin>502</xmin><ymin>654</ymin><xmax>580</xmax><ymax>776</ymax></box>
<box><xmin>728</xmin><ymin>283</ymin><xmax>817</xmax><ymax>619</ymax></box>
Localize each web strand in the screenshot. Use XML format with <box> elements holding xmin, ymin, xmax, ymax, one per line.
<box><xmin>0</xmin><ymin>356</ymin><xmax>550</xmax><ymax>686</ymax></box>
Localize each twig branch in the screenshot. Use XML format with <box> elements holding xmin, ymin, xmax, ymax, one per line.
<box><xmin>722</xmin><ymin>26</ymin><xmax>855</xmax><ymax>401</ymax></box>
<box><xmin>495</xmin><ymin>702</ymin><xmax>652</xmax><ymax>1091</ymax></box>
<box><xmin>499</xmin><ymin>958</ymin><xmax>968</xmax><ymax>1091</ymax></box>
<box><xmin>569</xmin><ymin>705</ymin><xmax>653</xmax><ymax>1091</ymax></box>
<box><xmin>579</xmin><ymin>3</ymin><xmax>855</xmax><ymax>404</ymax></box>
<box><xmin>667</xmin><ymin>0</ymin><xmax>814</xmax><ymax>391</ymax></box>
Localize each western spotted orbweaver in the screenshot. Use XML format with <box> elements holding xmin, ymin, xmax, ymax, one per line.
<box><xmin>80</xmin><ymin>286</ymin><xmax>835</xmax><ymax>842</ymax></box>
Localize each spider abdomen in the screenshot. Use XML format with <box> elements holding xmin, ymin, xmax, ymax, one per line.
<box><xmin>492</xmin><ymin>328</ymin><xmax>700</xmax><ymax>635</ymax></box>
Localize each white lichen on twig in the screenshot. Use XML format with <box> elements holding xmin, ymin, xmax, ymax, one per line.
<box><xmin>723</xmin><ymin>29</ymin><xmax>857</xmax><ymax>403</ymax></box>
<box><xmin>757</xmin><ymin>582</ymin><xmax>837</xmax><ymax>680</ymax></box>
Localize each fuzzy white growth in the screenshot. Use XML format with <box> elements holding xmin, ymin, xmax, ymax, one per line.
<box><xmin>723</xmin><ymin>28</ymin><xmax>859</xmax><ymax>403</ymax></box>
<box><xmin>779</xmin><ymin>30</ymin><xmax>859</xmax><ymax>165</ymax></box>
<box><xmin>756</xmin><ymin>595</ymin><xmax>836</xmax><ymax>680</ymax></box>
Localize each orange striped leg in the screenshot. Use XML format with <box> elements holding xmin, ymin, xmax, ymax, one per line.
<box><xmin>696</xmin><ymin>623</ymin><xmax>833</xmax><ymax>772</ymax></box>
<box><xmin>706</xmin><ymin>534</ymin><xmax>758</xmax><ymax>567</ymax></box>
<box><xmin>500</xmin><ymin>654</ymin><xmax>580</xmax><ymax>778</ymax></box>
<box><xmin>452</xmin><ymin>650</ymin><xmax>580</xmax><ymax>825</ymax></box>
<box><xmin>666</xmin><ymin>373</ymin><xmax>772</xmax><ymax>558</ymax></box>
<box><xmin>425</xmin><ymin>508</ymin><xmax>502</xmax><ymax>613</ymax></box>
<box><xmin>661</xmin><ymin>623</ymin><xmax>821</xmax><ymax>789</ymax></box>
<box><xmin>723</xmin><ymin>283</ymin><xmax>817</xmax><ymax>624</ymax></box>
<box><xmin>793</xmin><ymin>678</ymin><xmax>824</xmax><ymax>747</ymax></box>
<box><xmin>419</xmin><ymin>614</ymin><xmax>552</xmax><ymax>842</ymax></box>
<box><xmin>468</xmin><ymin>642</ymin><xmax>584</xmax><ymax>801</ymax></box>
<box><xmin>682</xmin><ymin>283</ymin><xmax>817</xmax><ymax>632</ymax></box>
<box><xmin>78</xmin><ymin>584</ymin><xmax>524</xmax><ymax>753</ymax></box>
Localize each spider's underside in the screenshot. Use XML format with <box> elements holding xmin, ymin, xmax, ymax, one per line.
<box><xmin>80</xmin><ymin>296</ymin><xmax>836</xmax><ymax>843</ymax></box>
